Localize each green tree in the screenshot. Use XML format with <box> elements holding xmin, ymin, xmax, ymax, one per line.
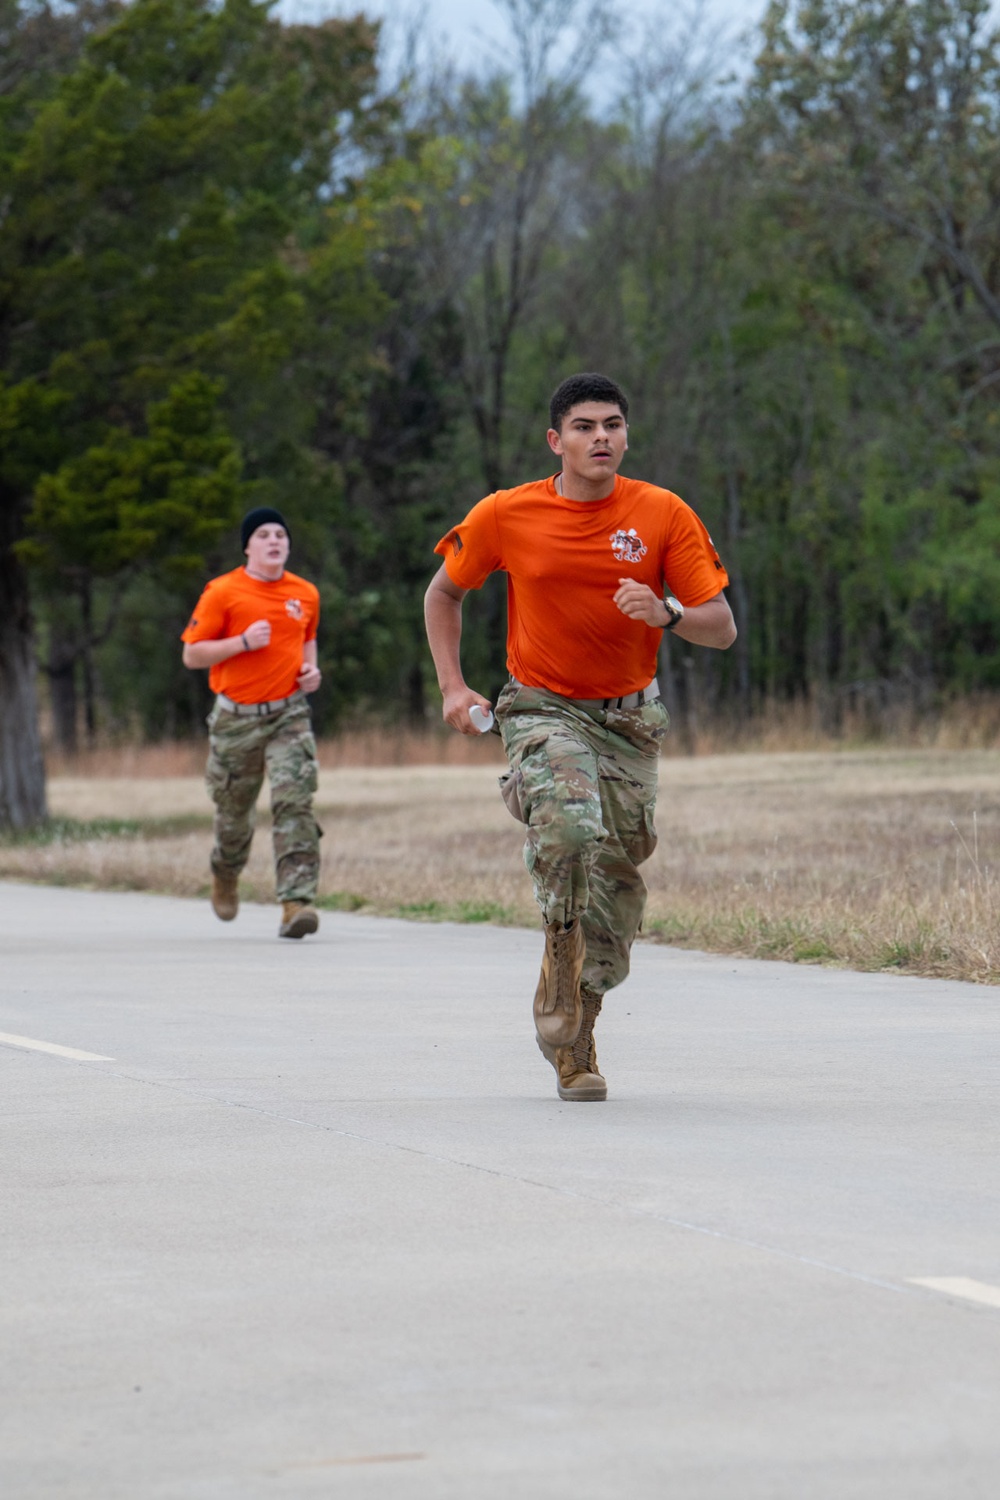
<box><xmin>0</xmin><ymin>0</ymin><xmax>388</xmax><ymax>812</ymax></box>
<box><xmin>0</xmin><ymin>0</ymin><xmax>123</xmax><ymax>820</ymax></box>
<box><xmin>18</xmin><ymin>374</ymin><xmax>244</xmax><ymax>742</ymax></box>
<box><xmin>736</xmin><ymin>0</ymin><xmax>1000</xmax><ymax>709</ymax></box>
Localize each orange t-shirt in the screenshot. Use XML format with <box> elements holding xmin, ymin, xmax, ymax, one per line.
<box><xmin>181</xmin><ymin>567</ymin><xmax>320</xmax><ymax>704</ymax></box>
<box><xmin>435</xmin><ymin>475</ymin><xmax>728</xmax><ymax>698</ymax></box>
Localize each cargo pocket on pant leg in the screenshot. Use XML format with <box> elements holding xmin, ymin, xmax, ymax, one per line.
<box><xmin>498</xmin><ymin>769</ymin><xmax>528</xmax><ymax>824</ymax></box>
<box><xmin>205</xmin><ymin>754</ymin><xmax>231</xmax><ymax>807</ymax></box>
<box><xmin>305</xmin><ymin>735</ymin><xmax>319</xmax><ymax>795</ymax></box>
<box><xmin>623</xmin><ymin>801</ymin><xmax>658</xmax><ymax>866</ymax></box>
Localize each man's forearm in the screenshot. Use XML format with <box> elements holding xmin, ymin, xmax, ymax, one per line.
<box><xmin>182</xmin><ymin>635</ymin><xmax>248</xmax><ymax>669</ymax></box>
<box><xmin>669</xmin><ymin>596</ymin><xmax>737</xmax><ymax>649</ymax></box>
<box><xmin>425</xmin><ymin>568</ymin><xmax>493</xmax><ymax>735</ymax></box>
<box><xmin>424</xmin><ymin>584</ymin><xmax>467</xmax><ymax>694</ymax></box>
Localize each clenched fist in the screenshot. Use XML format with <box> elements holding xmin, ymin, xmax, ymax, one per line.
<box><xmin>613</xmin><ymin>579</ymin><xmax>669</xmax><ymax>628</ymax></box>
<box><xmin>243</xmin><ymin>618</ymin><xmax>271</xmax><ymax>650</ymax></box>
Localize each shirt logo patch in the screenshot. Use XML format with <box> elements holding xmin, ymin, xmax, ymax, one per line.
<box><xmin>610</xmin><ymin>528</ymin><xmax>647</xmax><ymax>563</ymax></box>
<box><xmin>285</xmin><ymin>598</ymin><xmax>304</xmax><ymax>621</ymax></box>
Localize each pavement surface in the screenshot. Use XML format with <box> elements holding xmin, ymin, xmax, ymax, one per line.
<box><xmin>2</xmin><ymin>880</ymin><xmax>1000</xmax><ymax>1499</ymax></box>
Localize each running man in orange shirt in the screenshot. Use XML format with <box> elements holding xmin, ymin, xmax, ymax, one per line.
<box><xmin>181</xmin><ymin>507</ymin><xmax>323</xmax><ymax>940</ymax></box>
<box><xmin>424</xmin><ymin>373</ymin><xmax>737</xmax><ymax>1100</ymax></box>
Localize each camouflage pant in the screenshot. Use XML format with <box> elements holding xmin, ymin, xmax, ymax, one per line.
<box><xmin>496</xmin><ymin>680</ymin><xmax>669</xmax><ymax>1000</ymax></box>
<box><xmin>205</xmin><ymin>700</ymin><xmax>320</xmax><ymax>904</ymax></box>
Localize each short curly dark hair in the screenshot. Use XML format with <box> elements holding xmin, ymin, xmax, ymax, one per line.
<box><xmin>549</xmin><ymin>372</ymin><xmax>629</xmax><ymax>430</ymax></box>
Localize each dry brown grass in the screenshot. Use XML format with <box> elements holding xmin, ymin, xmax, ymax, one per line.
<box><xmin>4</xmin><ymin>745</ymin><xmax>1000</xmax><ymax>984</ymax></box>
<box><xmin>644</xmin><ymin>749</ymin><xmax>1000</xmax><ymax>983</ymax></box>
<box><xmin>663</xmin><ymin>690</ymin><xmax>1000</xmax><ymax>756</ymax></box>
<box><xmin>39</xmin><ymin>690</ymin><xmax>1000</xmax><ymax>779</ymax></box>
<box><xmin>42</xmin><ymin>728</ymin><xmax>507</xmax><ymax>779</ymax></box>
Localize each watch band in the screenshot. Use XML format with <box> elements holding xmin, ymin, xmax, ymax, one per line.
<box><xmin>662</xmin><ymin>596</ymin><xmax>684</xmax><ymax>632</ymax></box>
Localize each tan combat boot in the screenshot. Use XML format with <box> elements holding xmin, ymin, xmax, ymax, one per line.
<box><xmin>279</xmin><ymin>901</ymin><xmax>319</xmax><ymax>939</ymax></box>
<box><xmin>211</xmin><ymin>869</ymin><xmax>239</xmax><ymax>922</ymax></box>
<box><xmin>536</xmin><ymin>991</ymin><xmax>607</xmax><ymax>1102</ymax></box>
<box><xmin>533</xmin><ymin>918</ymin><xmax>585</xmax><ymax>1047</ymax></box>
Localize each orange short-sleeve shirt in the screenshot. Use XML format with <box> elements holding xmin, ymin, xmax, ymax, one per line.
<box><xmin>434</xmin><ymin>475</ymin><xmax>728</xmax><ymax>699</ymax></box>
<box><xmin>181</xmin><ymin>567</ymin><xmax>320</xmax><ymax>704</ymax></box>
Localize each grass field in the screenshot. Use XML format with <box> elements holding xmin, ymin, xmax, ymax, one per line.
<box><xmin>4</xmin><ymin>745</ymin><xmax>1000</xmax><ymax>984</ymax></box>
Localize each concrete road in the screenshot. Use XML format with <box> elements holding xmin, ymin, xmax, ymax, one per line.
<box><xmin>2</xmin><ymin>881</ymin><xmax>999</xmax><ymax>1499</ymax></box>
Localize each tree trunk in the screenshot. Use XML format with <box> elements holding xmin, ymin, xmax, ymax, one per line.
<box><xmin>723</xmin><ymin>468</ymin><xmax>752</xmax><ymax>712</ymax></box>
<box><xmin>659</xmin><ymin>635</ymin><xmax>696</xmax><ymax>754</ymax></box>
<box><xmin>0</xmin><ymin>499</ymin><xmax>47</xmax><ymax>829</ymax></box>
<box><xmin>405</xmin><ymin>659</ymin><xmax>425</xmax><ymax>723</ymax></box>
<box><xmin>80</xmin><ymin>574</ymin><xmax>97</xmax><ymax>745</ymax></box>
<box><xmin>47</xmin><ymin>615</ymin><xmax>80</xmax><ymax>755</ymax></box>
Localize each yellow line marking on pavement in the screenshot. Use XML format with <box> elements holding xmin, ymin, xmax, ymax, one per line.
<box><xmin>909</xmin><ymin>1277</ymin><xmax>1000</xmax><ymax>1310</ymax></box>
<box><xmin>0</xmin><ymin>1031</ymin><xmax>114</xmax><ymax>1062</ymax></box>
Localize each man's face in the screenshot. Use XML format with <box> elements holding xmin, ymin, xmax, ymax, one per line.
<box><xmin>245</xmin><ymin>524</ymin><xmax>289</xmax><ymax>574</ymax></box>
<box><xmin>546</xmin><ymin>401</ymin><xmax>628</xmax><ymax>481</ymax></box>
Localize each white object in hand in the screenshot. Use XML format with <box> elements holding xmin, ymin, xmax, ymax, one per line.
<box><xmin>469</xmin><ymin>704</ymin><xmax>494</xmax><ymax>733</ymax></box>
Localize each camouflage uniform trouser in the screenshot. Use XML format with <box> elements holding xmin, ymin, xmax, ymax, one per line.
<box><xmin>495</xmin><ymin>680</ymin><xmax>669</xmax><ymax>1000</ymax></box>
<box><xmin>205</xmin><ymin>699</ymin><xmax>320</xmax><ymax>904</ymax></box>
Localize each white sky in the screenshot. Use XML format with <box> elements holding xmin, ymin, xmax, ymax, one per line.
<box><xmin>281</xmin><ymin>0</ymin><xmax>770</xmax><ymax>88</ymax></box>
<box><xmin>384</xmin><ymin>0</ymin><xmax>767</xmax><ymax>67</ymax></box>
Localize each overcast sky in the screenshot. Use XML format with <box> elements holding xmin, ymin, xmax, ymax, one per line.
<box><xmin>380</xmin><ymin>0</ymin><xmax>768</xmax><ymax>68</ymax></box>
<box><xmin>281</xmin><ymin>0</ymin><xmax>771</xmax><ymax>87</ymax></box>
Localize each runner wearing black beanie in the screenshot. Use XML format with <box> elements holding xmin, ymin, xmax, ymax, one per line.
<box><xmin>181</xmin><ymin>507</ymin><xmax>322</xmax><ymax>941</ymax></box>
<box><xmin>240</xmin><ymin>506</ymin><xmax>291</xmax><ymax>551</ymax></box>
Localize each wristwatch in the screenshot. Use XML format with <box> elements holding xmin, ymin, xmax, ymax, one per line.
<box><xmin>662</xmin><ymin>595</ymin><xmax>684</xmax><ymax>631</ymax></box>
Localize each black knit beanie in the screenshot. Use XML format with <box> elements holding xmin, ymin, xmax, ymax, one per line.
<box><xmin>240</xmin><ymin>507</ymin><xmax>291</xmax><ymax>551</ymax></box>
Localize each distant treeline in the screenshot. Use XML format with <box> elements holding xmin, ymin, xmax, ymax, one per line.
<box><xmin>3</xmin><ymin>0</ymin><xmax>1000</xmax><ymax>776</ymax></box>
